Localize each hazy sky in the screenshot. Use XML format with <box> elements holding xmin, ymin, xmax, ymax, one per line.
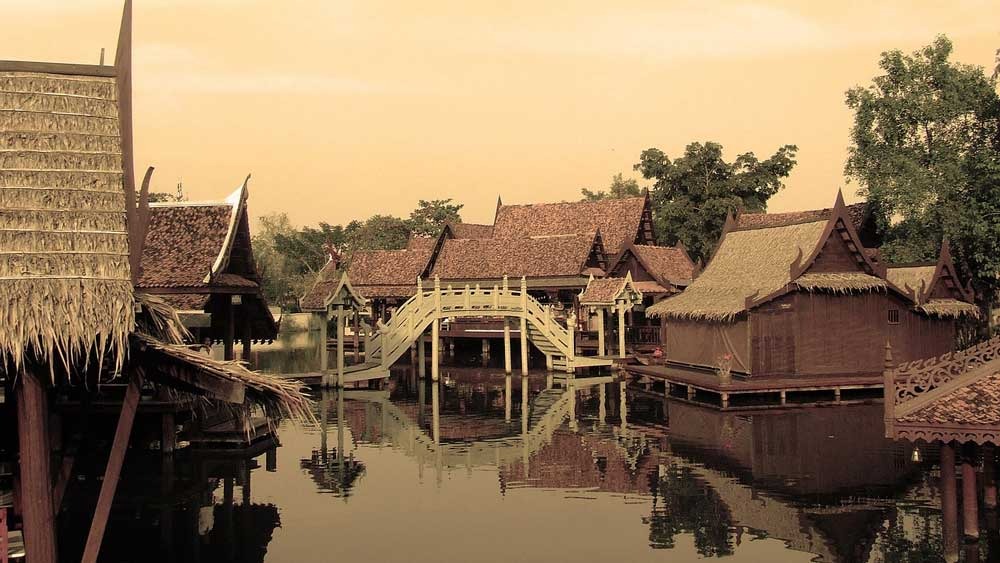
<box><xmin>6</xmin><ymin>1</ymin><xmax>1000</xmax><ymax>227</ymax></box>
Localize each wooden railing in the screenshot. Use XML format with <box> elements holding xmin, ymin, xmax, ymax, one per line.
<box><xmin>625</xmin><ymin>326</ymin><xmax>661</xmax><ymax>346</ymax></box>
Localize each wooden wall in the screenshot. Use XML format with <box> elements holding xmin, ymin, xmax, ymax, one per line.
<box><xmin>751</xmin><ymin>292</ymin><xmax>885</xmax><ymax>377</ymax></box>
<box><xmin>887</xmin><ymin>293</ymin><xmax>956</xmax><ymax>365</ymax></box>
<box><xmin>614</xmin><ymin>252</ymin><xmax>657</xmax><ymax>282</ymax></box>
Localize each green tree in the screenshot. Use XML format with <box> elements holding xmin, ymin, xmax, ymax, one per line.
<box><xmin>581</xmin><ymin>173</ymin><xmax>644</xmax><ymax>201</ymax></box>
<box><xmin>845</xmin><ymin>36</ymin><xmax>1000</xmax><ymax>317</ymax></box>
<box><xmin>635</xmin><ymin>142</ymin><xmax>797</xmax><ymax>261</ymax></box>
<box><xmin>344</xmin><ymin>215</ymin><xmax>411</xmax><ymax>252</ymax></box>
<box><xmin>406</xmin><ymin>199</ymin><xmax>463</xmax><ymax>236</ymax></box>
<box><xmin>252</xmin><ymin>213</ymin><xmax>303</xmax><ymax>309</ymax></box>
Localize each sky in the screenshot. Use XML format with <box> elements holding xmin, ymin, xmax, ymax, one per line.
<box><xmin>5</xmin><ymin>0</ymin><xmax>1000</xmax><ymax>227</ymax></box>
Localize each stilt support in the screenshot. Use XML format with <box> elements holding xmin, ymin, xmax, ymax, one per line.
<box><xmin>16</xmin><ymin>370</ymin><xmax>57</xmax><ymax>563</ymax></box>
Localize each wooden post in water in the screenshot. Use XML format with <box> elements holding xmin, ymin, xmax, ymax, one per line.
<box><xmin>353</xmin><ymin>310</ymin><xmax>361</xmax><ymax>364</ymax></box>
<box><xmin>565</xmin><ymin>310</ymin><xmax>575</xmax><ymax>374</ymax></box>
<box><xmin>317</xmin><ymin>311</ymin><xmax>329</xmax><ymax>385</ymax></box>
<box><xmin>16</xmin><ymin>370</ymin><xmax>57</xmax><ymax>563</ymax></box>
<box><xmin>963</xmin><ymin>444</ymin><xmax>980</xmax><ymax>539</ymax></box>
<box><xmin>617</xmin><ymin>303</ymin><xmax>626</xmax><ymax>359</ymax></box>
<box><xmin>942</xmin><ymin>442</ymin><xmax>960</xmax><ymax>561</ymax></box>
<box><xmin>162</xmin><ymin>412</ymin><xmax>176</xmax><ymax>455</ymax></box>
<box><xmin>503</xmin><ymin>319</ymin><xmax>512</xmax><ymax>374</ymax></box>
<box><xmin>598</xmin><ymin>383</ymin><xmax>607</xmax><ymax>427</ymax></box>
<box><xmin>481</xmin><ymin>338</ymin><xmax>490</xmax><ymax>367</ymax></box>
<box><xmin>520</xmin><ymin>277</ymin><xmax>529</xmax><ymax>376</ymax></box>
<box><xmin>417</xmin><ymin>331</ymin><xmax>426</xmax><ymax>378</ymax></box>
<box><xmin>596</xmin><ymin>308</ymin><xmax>606</xmax><ymax>357</ymax></box>
<box><xmin>224</xmin><ymin>295</ymin><xmax>236</xmax><ymax>360</ymax></box>
<box><xmin>82</xmin><ymin>373</ymin><xmax>143</xmax><ymax>563</ymax></box>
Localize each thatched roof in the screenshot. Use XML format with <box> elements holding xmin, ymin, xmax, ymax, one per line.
<box><xmin>493</xmin><ymin>196</ymin><xmax>651</xmax><ymax>256</ymax></box>
<box><xmin>917</xmin><ymin>298</ymin><xmax>980</xmax><ymax>319</ymax></box>
<box><xmin>647</xmin><ymin>220</ymin><xmax>829</xmax><ymax>321</ymax></box>
<box><xmin>0</xmin><ymin>68</ymin><xmax>134</xmax><ymax>375</ymax></box>
<box><xmin>736</xmin><ymin>202</ymin><xmax>870</xmax><ymax>231</ymax></box>
<box><xmin>134</xmin><ymin>293</ymin><xmax>312</xmax><ymax>425</ymax></box>
<box><xmin>795</xmin><ymin>273</ymin><xmax>887</xmax><ymax>293</ymax></box>
<box><xmin>430</xmin><ymin>232</ymin><xmax>605</xmax><ymax>281</ymax></box>
<box><xmin>886</xmin><ymin>265</ymin><xmax>935</xmax><ymax>298</ymax></box>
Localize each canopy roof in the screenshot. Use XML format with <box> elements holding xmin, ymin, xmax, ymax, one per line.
<box><xmin>648</xmin><ymin>192</ymin><xmax>885</xmax><ymax>321</ymax></box>
<box><xmin>579</xmin><ymin>273</ymin><xmax>643</xmax><ymax>307</ymax></box>
<box><xmin>299</xmin><ymin>266</ymin><xmax>366</xmax><ymax>312</ymax></box>
<box><xmin>0</xmin><ymin>57</ymin><xmax>134</xmax><ymax>374</ymax></box>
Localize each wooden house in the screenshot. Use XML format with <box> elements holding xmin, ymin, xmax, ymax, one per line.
<box><xmin>0</xmin><ymin>5</ymin><xmax>311</xmax><ymax>561</ymax></box>
<box><xmin>136</xmin><ymin>179</ymin><xmax>278</xmax><ymax>360</ymax></box>
<box><xmin>647</xmin><ymin>192</ymin><xmax>972</xmax><ymax>378</ymax></box>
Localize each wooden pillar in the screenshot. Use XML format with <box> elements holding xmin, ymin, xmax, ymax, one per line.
<box><xmin>240</xmin><ymin>304</ymin><xmax>252</xmax><ymax>363</ymax></box>
<box><xmin>481</xmin><ymin>338</ymin><xmax>490</xmax><ymax>367</ymax></box>
<box><xmin>617</xmin><ymin>304</ymin><xmax>626</xmax><ymax>359</ymax></box>
<box><xmin>565</xmin><ymin>311</ymin><xmax>575</xmax><ymax>374</ymax></box>
<box><xmin>942</xmin><ymin>442</ymin><xmax>960</xmax><ymax>561</ymax></box>
<box><xmin>963</xmin><ymin>444</ymin><xmax>980</xmax><ymax>539</ymax></box>
<box><xmin>417</xmin><ymin>332</ymin><xmax>426</xmax><ymax>378</ymax></box>
<box><xmin>545</xmin><ymin>355</ymin><xmax>553</xmax><ymax>372</ymax></box>
<box><xmin>985</xmin><ymin>445</ymin><xmax>997</xmax><ymax>510</ymax></box>
<box><xmin>16</xmin><ymin>370</ymin><xmax>57</xmax><ymax>563</ymax></box>
<box><xmin>224</xmin><ymin>296</ymin><xmax>235</xmax><ymax>361</ymax></box>
<box><xmin>82</xmin><ymin>373</ymin><xmax>143</xmax><ymax>563</ymax></box>
<box><xmin>431</xmin><ymin>318</ymin><xmax>440</xmax><ymax>382</ymax></box>
<box><xmin>353</xmin><ymin>310</ymin><xmax>361</xmax><ymax>364</ymax></box>
<box><xmin>266</xmin><ymin>447</ymin><xmax>277</xmax><ymax>472</ymax></box>
<box><xmin>503</xmin><ymin>319</ymin><xmax>512</xmax><ymax>374</ymax></box>
<box><xmin>504</xmin><ymin>375</ymin><xmax>512</xmax><ymax>423</ymax></box>
<box><xmin>520</xmin><ymin>277</ymin><xmax>529</xmax><ymax>375</ymax></box>
<box><xmin>162</xmin><ymin>412</ymin><xmax>176</xmax><ymax>454</ymax></box>
<box><xmin>596</xmin><ymin>308</ymin><xmax>606</xmax><ymax>357</ymax></box>
<box><xmin>317</xmin><ymin>311</ymin><xmax>329</xmax><ymax>382</ymax></box>
<box><xmin>336</xmin><ymin>307</ymin><xmax>345</xmax><ymax>388</ymax></box>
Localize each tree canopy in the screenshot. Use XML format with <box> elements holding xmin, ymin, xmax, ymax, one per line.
<box><xmin>635</xmin><ymin>141</ymin><xmax>797</xmax><ymax>261</ymax></box>
<box><xmin>581</xmin><ymin>173</ymin><xmax>643</xmax><ymax>201</ymax></box>
<box><xmin>845</xmin><ymin>36</ymin><xmax>1000</xmax><ymax>310</ymax></box>
<box><xmin>407</xmin><ymin>199</ymin><xmax>463</xmax><ymax>236</ymax></box>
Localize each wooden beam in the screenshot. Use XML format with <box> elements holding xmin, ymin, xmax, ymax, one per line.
<box><xmin>223</xmin><ymin>297</ymin><xmax>235</xmax><ymax>361</ymax></box>
<box><xmin>149</xmin><ymin>363</ymin><xmax>245</xmax><ymax>404</ymax></box>
<box><xmin>81</xmin><ymin>372</ymin><xmax>143</xmax><ymax>563</ymax></box>
<box><xmin>16</xmin><ymin>370</ymin><xmax>57</xmax><ymax>563</ymax></box>
<box><xmin>0</xmin><ymin>60</ymin><xmax>116</xmax><ymax>76</ymax></box>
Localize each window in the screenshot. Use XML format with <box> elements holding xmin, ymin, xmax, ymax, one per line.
<box><xmin>888</xmin><ymin>309</ymin><xmax>900</xmax><ymax>325</ymax></box>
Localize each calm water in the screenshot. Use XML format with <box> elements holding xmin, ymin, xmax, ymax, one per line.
<box><xmin>59</xmin><ymin>333</ymin><xmax>1000</xmax><ymax>562</ymax></box>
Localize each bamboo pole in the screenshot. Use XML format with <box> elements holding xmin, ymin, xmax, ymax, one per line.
<box><xmin>16</xmin><ymin>370</ymin><xmax>57</xmax><ymax>563</ymax></box>
<box><xmin>82</xmin><ymin>372</ymin><xmax>143</xmax><ymax>563</ymax></box>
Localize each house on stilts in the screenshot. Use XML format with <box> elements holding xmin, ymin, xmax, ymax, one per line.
<box><xmin>643</xmin><ymin>191</ymin><xmax>975</xmax><ymax>389</ymax></box>
<box><xmin>136</xmin><ymin>179</ymin><xmax>278</xmax><ymax>361</ymax></box>
<box><xmin>0</xmin><ymin>3</ymin><xmax>311</xmax><ymax>562</ymax></box>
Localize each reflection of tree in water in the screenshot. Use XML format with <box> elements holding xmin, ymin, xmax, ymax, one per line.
<box><xmin>873</xmin><ymin>508</ymin><xmax>947</xmax><ymax>563</ymax></box>
<box><xmin>300</xmin><ymin>449</ymin><xmax>366</xmax><ymax>498</ymax></box>
<box><xmin>643</xmin><ymin>464</ymin><xmax>739</xmax><ymax>557</ymax></box>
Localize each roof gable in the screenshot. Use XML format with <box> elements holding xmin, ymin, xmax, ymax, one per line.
<box><xmin>611</xmin><ymin>243</ymin><xmax>696</xmax><ymax>289</ymax></box>
<box><xmin>579</xmin><ymin>272</ymin><xmax>643</xmax><ymax>306</ymax></box>
<box><xmin>430</xmin><ymin>232</ymin><xmax>604</xmax><ymax>280</ymax></box>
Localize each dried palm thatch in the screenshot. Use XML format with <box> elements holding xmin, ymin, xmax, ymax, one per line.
<box><xmin>134</xmin><ymin>292</ymin><xmax>314</xmax><ymax>427</ymax></box>
<box><xmin>795</xmin><ymin>272</ymin><xmax>887</xmax><ymax>293</ymax></box>
<box><xmin>0</xmin><ymin>71</ymin><xmax>134</xmax><ymax>378</ymax></box>
<box><xmin>647</xmin><ymin>220</ymin><xmax>829</xmax><ymax>321</ymax></box>
<box><xmin>886</xmin><ymin>265</ymin><xmax>935</xmax><ymax>298</ymax></box>
<box><xmin>918</xmin><ymin>298</ymin><xmax>981</xmax><ymax>319</ymax></box>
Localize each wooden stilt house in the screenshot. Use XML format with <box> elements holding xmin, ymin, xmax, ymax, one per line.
<box><xmin>0</xmin><ymin>4</ymin><xmax>311</xmax><ymax>562</ymax></box>
<box><xmin>136</xmin><ymin>178</ymin><xmax>278</xmax><ymax>360</ymax></box>
<box><xmin>647</xmin><ymin>191</ymin><xmax>970</xmax><ymax>378</ymax></box>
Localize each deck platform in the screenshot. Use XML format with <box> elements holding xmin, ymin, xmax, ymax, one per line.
<box><xmin>625</xmin><ymin>363</ymin><xmax>884</xmax><ymax>410</ymax></box>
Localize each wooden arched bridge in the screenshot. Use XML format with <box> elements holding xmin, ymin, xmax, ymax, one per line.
<box><xmin>331</xmin><ymin>277</ymin><xmax>611</xmax><ymax>387</ymax></box>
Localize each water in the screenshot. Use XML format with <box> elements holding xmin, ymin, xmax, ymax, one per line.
<box><xmin>59</xmin><ymin>336</ymin><xmax>998</xmax><ymax>562</ymax></box>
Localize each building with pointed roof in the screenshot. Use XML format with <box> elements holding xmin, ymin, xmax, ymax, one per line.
<box><xmin>647</xmin><ymin>192</ymin><xmax>972</xmax><ymax>378</ymax></box>
<box><xmin>136</xmin><ymin>178</ymin><xmax>278</xmax><ymax>359</ymax></box>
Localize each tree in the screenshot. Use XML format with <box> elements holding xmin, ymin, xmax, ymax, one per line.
<box><xmin>635</xmin><ymin>142</ymin><xmax>797</xmax><ymax>261</ymax></box>
<box><xmin>581</xmin><ymin>173</ymin><xmax>644</xmax><ymax>201</ymax></box>
<box><xmin>407</xmin><ymin>199</ymin><xmax>463</xmax><ymax>236</ymax></box>
<box><xmin>252</xmin><ymin>213</ymin><xmax>304</xmax><ymax>309</ymax></box>
<box><xmin>344</xmin><ymin>215</ymin><xmax>411</xmax><ymax>253</ymax></box>
<box><xmin>845</xmin><ymin>36</ymin><xmax>1000</xmax><ymax>319</ymax></box>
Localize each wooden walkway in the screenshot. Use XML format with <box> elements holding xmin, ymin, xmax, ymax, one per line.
<box><xmin>625</xmin><ymin>363</ymin><xmax>884</xmax><ymax>410</ymax></box>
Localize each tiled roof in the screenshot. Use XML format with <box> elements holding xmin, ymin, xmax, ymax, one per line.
<box><xmin>430</xmin><ymin>234</ymin><xmax>599</xmax><ymax>280</ymax></box>
<box><xmin>631</xmin><ymin>245</ymin><xmax>695</xmax><ymax>286</ymax></box>
<box><xmin>493</xmin><ymin>196</ymin><xmax>647</xmax><ymax>255</ymax></box>
<box><xmin>736</xmin><ymin>203</ymin><xmax>868</xmax><ymax>231</ymax></box>
<box><xmin>632</xmin><ymin>280</ymin><xmax>671</xmax><ymax>294</ymax></box>
<box><xmin>157</xmin><ymin>293</ymin><xmax>211</xmax><ymax>311</ymax></box>
<box><xmin>579</xmin><ymin>277</ymin><xmax>627</xmax><ymax>304</ymax></box>
<box><xmin>300</xmin><ymin>260</ymin><xmax>339</xmax><ymax>310</ymax></box>
<box><xmin>348</xmin><ymin>248</ymin><xmax>431</xmax><ymax>286</ymax></box>
<box><xmin>406</xmin><ymin>236</ymin><xmax>435</xmax><ymax>251</ymax></box>
<box><xmin>449</xmin><ymin>222</ymin><xmax>494</xmax><ymax>239</ymax></box>
<box><xmin>899</xmin><ymin>373</ymin><xmax>1000</xmax><ymax>426</ymax></box>
<box><xmin>138</xmin><ymin>204</ymin><xmax>232</xmax><ymax>288</ymax></box>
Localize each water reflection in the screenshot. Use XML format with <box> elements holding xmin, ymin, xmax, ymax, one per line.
<box><xmin>74</xmin><ymin>358</ymin><xmax>999</xmax><ymax>562</ymax></box>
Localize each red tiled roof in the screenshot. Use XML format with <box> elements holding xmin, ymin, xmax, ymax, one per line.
<box><xmin>579</xmin><ymin>277</ymin><xmax>627</xmax><ymax>304</ymax></box>
<box><xmin>157</xmin><ymin>293</ymin><xmax>210</xmax><ymax>311</ymax></box>
<box><xmin>899</xmin><ymin>373</ymin><xmax>1000</xmax><ymax>426</ymax></box>
<box><xmin>631</xmin><ymin>244</ymin><xmax>695</xmax><ymax>286</ymax></box>
<box><xmin>406</xmin><ymin>236</ymin><xmax>435</xmax><ymax>251</ymax></box>
<box><xmin>736</xmin><ymin>203</ymin><xmax>868</xmax><ymax>231</ymax></box>
<box><xmin>493</xmin><ymin>197</ymin><xmax>648</xmax><ymax>255</ymax></box>
<box><xmin>138</xmin><ymin>204</ymin><xmax>232</xmax><ymax>288</ymax></box>
<box><xmin>633</xmin><ymin>280</ymin><xmax>671</xmax><ymax>294</ymax></box>
<box><xmin>430</xmin><ymin>234</ymin><xmax>600</xmax><ymax>280</ymax></box>
<box><xmin>449</xmin><ymin>222</ymin><xmax>494</xmax><ymax>239</ymax></box>
<box><xmin>300</xmin><ymin>260</ymin><xmax>339</xmax><ymax>310</ymax></box>
<box><xmin>348</xmin><ymin>248</ymin><xmax>431</xmax><ymax>286</ymax></box>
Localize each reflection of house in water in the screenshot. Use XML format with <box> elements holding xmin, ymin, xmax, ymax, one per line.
<box><xmin>58</xmin><ymin>444</ymin><xmax>281</xmax><ymax>563</ymax></box>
